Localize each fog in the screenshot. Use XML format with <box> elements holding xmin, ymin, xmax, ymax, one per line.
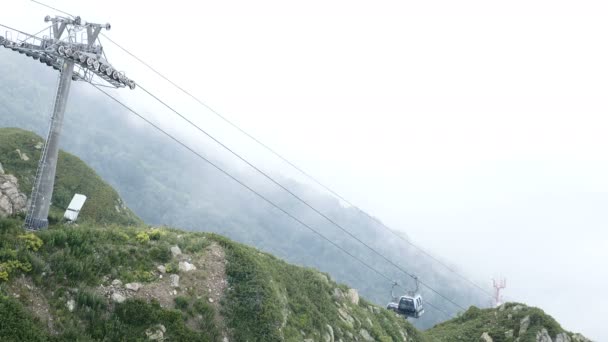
<box><xmin>3</xmin><ymin>0</ymin><xmax>608</xmax><ymax>339</ymax></box>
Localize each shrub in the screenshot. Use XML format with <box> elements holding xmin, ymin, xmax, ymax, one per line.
<box><xmin>18</xmin><ymin>233</ymin><xmax>43</xmax><ymax>252</ymax></box>
<box><xmin>0</xmin><ymin>260</ymin><xmax>32</xmax><ymax>281</ymax></box>
<box><xmin>148</xmin><ymin>229</ymin><xmax>165</xmax><ymax>241</ymax></box>
<box><xmin>135</xmin><ymin>232</ymin><xmax>150</xmax><ymax>244</ymax></box>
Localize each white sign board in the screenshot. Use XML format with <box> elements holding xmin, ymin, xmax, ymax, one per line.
<box><xmin>63</xmin><ymin>194</ymin><xmax>87</xmax><ymax>221</ymax></box>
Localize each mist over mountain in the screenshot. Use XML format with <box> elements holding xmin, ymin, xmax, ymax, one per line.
<box><xmin>0</xmin><ymin>49</ymin><xmax>489</xmax><ymax>328</ymax></box>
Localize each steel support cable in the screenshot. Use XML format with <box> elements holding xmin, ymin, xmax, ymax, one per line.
<box><xmin>30</xmin><ymin>0</ymin><xmax>492</xmax><ymax>302</ymax></box>
<box><xmin>30</xmin><ymin>0</ymin><xmax>74</xmax><ymax>18</ymax></box>
<box><xmin>90</xmin><ymin>84</ymin><xmax>454</xmax><ymax>319</ymax></box>
<box><xmin>99</xmin><ymin>34</ymin><xmax>493</xmax><ymax>300</ymax></box>
<box><xmin>136</xmin><ymin>83</ymin><xmax>466</xmax><ymax>312</ymax></box>
<box><xmin>27</xmin><ymin>0</ymin><xmax>464</xmax><ymax>318</ymax></box>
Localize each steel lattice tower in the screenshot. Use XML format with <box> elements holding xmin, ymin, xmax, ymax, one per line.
<box><xmin>0</xmin><ymin>15</ymin><xmax>135</xmax><ymax>230</ymax></box>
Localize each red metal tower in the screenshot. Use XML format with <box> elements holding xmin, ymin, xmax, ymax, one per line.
<box><xmin>492</xmin><ymin>278</ymin><xmax>507</xmax><ymax>307</ymax></box>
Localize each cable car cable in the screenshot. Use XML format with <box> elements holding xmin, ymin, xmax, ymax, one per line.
<box><xmin>30</xmin><ymin>0</ymin><xmax>492</xmax><ymax>303</ymax></box>
<box><xmin>90</xmin><ymin>83</ymin><xmax>458</xmax><ymax>318</ymax></box>
<box><xmin>136</xmin><ymin>83</ymin><xmax>467</xmax><ymax>311</ymax></box>
<box><xmin>98</xmin><ymin>33</ymin><xmax>493</xmax><ymax>300</ymax></box>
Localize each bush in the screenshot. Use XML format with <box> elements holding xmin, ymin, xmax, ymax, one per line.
<box><xmin>18</xmin><ymin>233</ymin><xmax>43</xmax><ymax>251</ymax></box>
<box><xmin>0</xmin><ymin>260</ymin><xmax>32</xmax><ymax>281</ymax></box>
<box><xmin>135</xmin><ymin>232</ymin><xmax>150</xmax><ymax>244</ymax></box>
<box><xmin>148</xmin><ymin>229</ymin><xmax>166</xmax><ymax>241</ymax></box>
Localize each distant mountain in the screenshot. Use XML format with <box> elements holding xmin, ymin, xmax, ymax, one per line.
<box><xmin>1</xmin><ymin>48</ymin><xmax>488</xmax><ymax>328</ymax></box>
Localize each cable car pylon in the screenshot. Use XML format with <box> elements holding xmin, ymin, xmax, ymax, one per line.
<box><xmin>0</xmin><ymin>14</ymin><xmax>135</xmax><ymax>230</ymax></box>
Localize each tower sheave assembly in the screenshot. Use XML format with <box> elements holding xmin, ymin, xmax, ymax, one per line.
<box><xmin>0</xmin><ymin>15</ymin><xmax>135</xmax><ymax>229</ymax></box>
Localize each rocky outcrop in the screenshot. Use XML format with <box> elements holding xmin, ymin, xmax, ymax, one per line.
<box><xmin>572</xmin><ymin>334</ymin><xmax>592</xmax><ymax>342</ymax></box>
<box><xmin>170</xmin><ymin>246</ymin><xmax>182</xmax><ymax>258</ymax></box>
<box><xmin>0</xmin><ymin>173</ymin><xmax>28</xmax><ymax>217</ymax></box>
<box><xmin>170</xmin><ymin>274</ymin><xmax>180</xmax><ymax>288</ymax></box>
<box><xmin>519</xmin><ymin>315</ymin><xmax>531</xmax><ymax>336</ymax></box>
<box><xmin>359</xmin><ymin>329</ymin><xmax>373</xmax><ymax>341</ymax></box>
<box><xmin>481</xmin><ymin>332</ymin><xmax>493</xmax><ymax>342</ymax></box>
<box><xmin>536</xmin><ymin>328</ymin><xmax>553</xmax><ymax>342</ymax></box>
<box><xmin>146</xmin><ymin>324</ymin><xmax>166</xmax><ymax>341</ymax></box>
<box><xmin>555</xmin><ymin>333</ymin><xmax>572</xmax><ymax>342</ymax></box>
<box><xmin>324</xmin><ymin>324</ymin><xmax>334</xmax><ymax>342</ymax></box>
<box><xmin>346</xmin><ymin>289</ymin><xmax>359</xmax><ymax>305</ymax></box>
<box><xmin>15</xmin><ymin>149</ymin><xmax>29</xmax><ymax>161</ymax></box>
<box><xmin>178</xmin><ymin>261</ymin><xmax>197</xmax><ymax>272</ymax></box>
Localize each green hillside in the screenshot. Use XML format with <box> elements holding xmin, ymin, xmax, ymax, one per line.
<box><xmin>0</xmin><ymin>127</ymin><xmax>140</xmax><ymax>226</ymax></box>
<box><xmin>0</xmin><ymin>218</ymin><xmax>424</xmax><ymax>342</ymax></box>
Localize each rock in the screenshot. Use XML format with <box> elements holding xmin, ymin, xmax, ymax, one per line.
<box><xmin>536</xmin><ymin>328</ymin><xmax>553</xmax><ymax>342</ymax></box>
<box><xmin>519</xmin><ymin>315</ymin><xmax>530</xmax><ymax>336</ymax></box>
<box><xmin>15</xmin><ymin>149</ymin><xmax>29</xmax><ymax>161</ymax></box>
<box><xmin>337</xmin><ymin>308</ymin><xmax>355</xmax><ymax>327</ymax></box>
<box><xmin>170</xmin><ymin>274</ymin><xmax>180</xmax><ymax>288</ymax></box>
<box><xmin>506</xmin><ymin>330</ymin><xmax>514</xmax><ymax>338</ymax></box>
<box><xmin>170</xmin><ymin>246</ymin><xmax>182</xmax><ymax>258</ymax></box>
<box><xmin>400</xmin><ymin>329</ymin><xmax>409</xmax><ymax>341</ymax></box>
<box><xmin>572</xmin><ymin>334</ymin><xmax>591</xmax><ymax>342</ymax></box>
<box><xmin>0</xmin><ymin>162</ymin><xmax>4</xmax><ymax>174</ymax></box>
<box><xmin>508</xmin><ymin>313</ymin><xmax>513</xmax><ymax>320</ymax></box>
<box><xmin>66</xmin><ymin>299</ymin><xmax>76</xmax><ymax>312</ymax></box>
<box><xmin>555</xmin><ymin>333</ymin><xmax>572</xmax><ymax>342</ymax></box>
<box><xmin>481</xmin><ymin>332</ymin><xmax>493</xmax><ymax>342</ymax></box>
<box><xmin>178</xmin><ymin>261</ymin><xmax>197</xmax><ymax>272</ymax></box>
<box><xmin>208</xmin><ymin>298</ymin><xmax>214</xmax><ymax>303</ymax></box>
<box><xmin>222</xmin><ymin>337</ymin><xmax>229</xmax><ymax>342</ymax></box>
<box><xmin>346</xmin><ymin>289</ymin><xmax>359</xmax><ymax>305</ymax></box>
<box><xmin>333</xmin><ymin>288</ymin><xmax>344</xmax><ymax>300</ymax></box>
<box><xmin>111</xmin><ymin>293</ymin><xmax>126</xmax><ymax>303</ymax></box>
<box><xmin>157</xmin><ymin>265</ymin><xmax>166</xmax><ymax>274</ymax></box>
<box><xmin>111</xmin><ymin>279</ymin><xmax>123</xmax><ymax>287</ymax></box>
<box><xmin>365</xmin><ymin>317</ymin><xmax>373</xmax><ymax>327</ymax></box>
<box><xmin>35</xmin><ymin>142</ymin><xmax>43</xmax><ymax>150</ymax></box>
<box><xmin>145</xmin><ymin>324</ymin><xmax>166</xmax><ymax>341</ymax></box>
<box><xmin>498</xmin><ymin>303</ymin><xmax>506</xmax><ymax>311</ymax></box>
<box><xmin>512</xmin><ymin>304</ymin><xmax>525</xmax><ymax>312</ymax></box>
<box><xmin>0</xmin><ymin>174</ymin><xmax>28</xmax><ymax>217</ymax></box>
<box><xmin>125</xmin><ymin>283</ymin><xmax>142</xmax><ymax>292</ymax></box>
<box><xmin>359</xmin><ymin>329</ymin><xmax>374</xmax><ymax>341</ymax></box>
<box><xmin>325</xmin><ymin>325</ymin><xmax>334</xmax><ymax>342</ymax></box>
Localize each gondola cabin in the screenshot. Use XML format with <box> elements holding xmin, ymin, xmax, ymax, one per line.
<box><xmin>387</xmin><ymin>294</ymin><xmax>425</xmax><ymax>318</ymax></box>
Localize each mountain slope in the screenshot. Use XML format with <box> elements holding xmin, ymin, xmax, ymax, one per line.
<box><xmin>0</xmin><ymin>218</ymin><xmax>425</xmax><ymax>342</ymax></box>
<box><xmin>0</xmin><ymin>127</ymin><xmax>141</xmax><ymax>226</ymax></box>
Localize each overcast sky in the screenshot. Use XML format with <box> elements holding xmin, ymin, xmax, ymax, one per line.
<box><xmin>3</xmin><ymin>0</ymin><xmax>608</xmax><ymax>339</ymax></box>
